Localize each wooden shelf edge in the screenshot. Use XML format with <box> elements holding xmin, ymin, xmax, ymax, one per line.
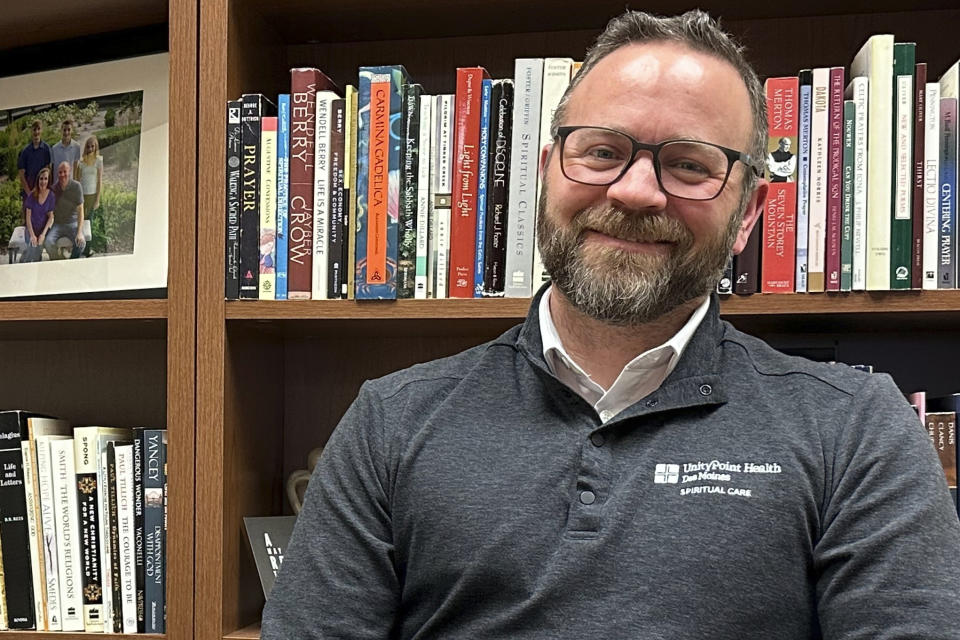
<box><xmin>0</xmin><ymin>298</ymin><xmax>168</xmax><ymax>322</ymax></box>
<box><xmin>1</xmin><ymin>633</ymin><xmax>165</xmax><ymax>639</ymax></box>
<box><xmin>224</xmin><ymin>290</ymin><xmax>960</xmax><ymax>321</ymax></box>
<box><xmin>224</xmin><ymin>622</ymin><xmax>261</xmax><ymax>639</ymax></box>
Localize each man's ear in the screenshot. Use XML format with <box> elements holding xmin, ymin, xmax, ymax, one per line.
<box><xmin>539</xmin><ymin>142</ymin><xmax>554</xmax><ymax>176</ymax></box>
<box><xmin>731</xmin><ymin>178</ymin><xmax>768</xmax><ymax>255</ymax></box>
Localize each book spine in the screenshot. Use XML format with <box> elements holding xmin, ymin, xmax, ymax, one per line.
<box><xmin>143</xmin><ymin>430</ymin><xmax>165</xmax><ymax>634</ymax></box>
<box><xmin>415</xmin><ymin>94</ymin><xmax>432</xmax><ymax>299</ymax></box>
<box><xmin>923</xmin><ymin>84</ymin><xmax>941</xmax><ymax>289</ymax></box>
<box><xmin>474</xmin><ymin>78</ymin><xmax>493</xmax><ymax>297</ymax></box>
<box><xmin>841</xmin><ymin>101</ymin><xmax>856</xmax><ymax>291</ymax></box>
<box><xmin>796</xmin><ymin>70</ymin><xmax>813</xmax><ymax>292</ymax></box>
<box><xmin>132</xmin><ymin>433</ymin><xmax>145</xmax><ymax>632</ymax></box>
<box><xmin>107</xmin><ymin>444</ymin><xmax>121</xmax><ymax>632</ymax></box>
<box><xmin>911</xmin><ymin>65</ymin><xmax>927</xmax><ymax>289</ymax></box>
<box><xmin>240</xmin><ymin>94</ymin><xmax>265</xmax><ymax>298</ymax></box>
<box><xmin>258</xmin><ymin>116</ymin><xmax>278</xmax><ymax>299</ymax></box>
<box><xmin>115</xmin><ymin>445</ymin><xmax>137</xmax><ymax>633</ymax></box>
<box><xmin>483</xmin><ymin>80</ymin><xmax>513</xmax><ymax>297</ymax></box>
<box><xmin>808</xmin><ymin>68</ymin><xmax>830</xmax><ymax>292</ymax></box>
<box><xmin>35</xmin><ymin>439</ymin><xmax>62</xmax><ymax>630</ymax></box>
<box><xmin>345</xmin><ymin>86</ymin><xmax>358</xmax><ymax>300</ymax></box>
<box><xmin>50</xmin><ymin>439</ymin><xmax>83</xmax><ymax>631</ymax></box>
<box><xmin>849</xmin><ymin>77</ymin><xmax>870</xmax><ymax>290</ymax></box>
<box><xmin>762</xmin><ymin>76</ymin><xmax>799</xmax><ymax>293</ymax></box>
<box><xmin>924</xmin><ymin>412</ymin><xmax>958</xmax><ymax>492</ymax></box>
<box><xmin>98</xmin><ymin>449</ymin><xmax>113</xmax><ymax>631</ymax></box>
<box><xmin>398</xmin><ymin>84</ymin><xmax>421</xmax><ymax>299</ymax></box>
<box><xmin>21</xmin><ymin>439</ymin><xmax>47</xmax><ymax>630</ymax></box>
<box><xmin>313</xmin><ymin>93</ymin><xmax>334</xmax><ymax>300</ymax></box>
<box><xmin>328</xmin><ymin>97</ymin><xmax>346</xmax><ymax>298</ymax></box>
<box><xmin>72</xmin><ymin>429</ymin><xmax>103</xmax><ymax>631</ymax></box>
<box><xmin>0</xmin><ymin>442</ymin><xmax>34</xmax><ymax>629</ymax></box>
<box><xmin>431</xmin><ymin>94</ymin><xmax>454</xmax><ymax>298</ymax></box>
<box><xmin>288</xmin><ymin>71</ymin><xmax>320</xmax><ymax>299</ymax></box>
<box><xmin>826</xmin><ymin>67</ymin><xmax>845</xmax><ymax>291</ymax></box>
<box><xmin>504</xmin><ymin>58</ymin><xmax>544</xmax><ymax>297</ymax></box>
<box><xmin>449</xmin><ymin>67</ymin><xmax>487</xmax><ymax>298</ymax></box>
<box><xmin>224</xmin><ymin>100</ymin><xmax>242</xmax><ymax>299</ymax></box>
<box><xmin>276</xmin><ymin>94</ymin><xmax>291</xmax><ymax>300</ymax></box>
<box><xmin>940</xmin><ymin>98</ymin><xmax>958</xmax><ymax>288</ymax></box>
<box><xmin>890</xmin><ymin>43</ymin><xmax>916</xmax><ymax>289</ymax></box>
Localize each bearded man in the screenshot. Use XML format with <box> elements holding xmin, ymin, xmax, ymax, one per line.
<box><xmin>263</xmin><ymin>10</ymin><xmax>960</xmax><ymax>639</ymax></box>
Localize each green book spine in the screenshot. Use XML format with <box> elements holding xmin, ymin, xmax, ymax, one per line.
<box><xmin>841</xmin><ymin>100</ymin><xmax>856</xmax><ymax>291</ymax></box>
<box><xmin>890</xmin><ymin>42</ymin><xmax>916</xmax><ymax>288</ymax></box>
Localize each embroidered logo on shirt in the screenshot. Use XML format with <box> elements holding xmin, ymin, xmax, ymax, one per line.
<box><xmin>654</xmin><ymin>459</ymin><xmax>782</xmax><ymax>498</ymax></box>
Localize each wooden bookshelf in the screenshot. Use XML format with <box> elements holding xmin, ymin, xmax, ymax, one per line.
<box><xmin>0</xmin><ymin>0</ymin><xmax>197</xmax><ymax>638</ymax></box>
<box><xmin>196</xmin><ymin>1</ymin><xmax>960</xmax><ymax>639</ymax></box>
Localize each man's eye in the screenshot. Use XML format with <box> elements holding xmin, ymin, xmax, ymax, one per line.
<box><xmin>669</xmin><ymin>160</ymin><xmax>710</xmax><ymax>176</ymax></box>
<box><xmin>588</xmin><ymin>147</ymin><xmax>621</xmax><ymax>161</ymax></box>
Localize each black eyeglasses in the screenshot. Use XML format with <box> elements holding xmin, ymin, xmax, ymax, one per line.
<box><xmin>555</xmin><ymin>125</ymin><xmax>761</xmax><ymax>201</ymax></box>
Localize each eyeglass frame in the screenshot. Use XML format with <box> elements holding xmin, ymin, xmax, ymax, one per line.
<box><xmin>554</xmin><ymin>125</ymin><xmax>763</xmax><ymax>201</ymax></box>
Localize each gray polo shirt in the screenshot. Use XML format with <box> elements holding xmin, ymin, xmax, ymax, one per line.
<box><xmin>53</xmin><ymin>178</ymin><xmax>83</xmax><ymax>225</ymax></box>
<box><xmin>263</xmin><ymin>288</ymin><xmax>960</xmax><ymax>639</ymax></box>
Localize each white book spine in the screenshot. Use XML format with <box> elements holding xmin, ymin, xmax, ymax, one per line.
<box><xmin>432</xmin><ymin>94</ymin><xmax>454</xmax><ymax>299</ymax></box>
<box><xmin>923</xmin><ymin>83</ymin><xmax>941</xmax><ymax>289</ymax></box>
<box><xmin>115</xmin><ymin>445</ymin><xmax>137</xmax><ymax>634</ymax></box>
<box><xmin>21</xmin><ymin>441</ymin><xmax>47</xmax><ymax>630</ymax></box>
<box><xmin>415</xmin><ymin>95</ymin><xmax>433</xmax><ymax>299</ymax></box>
<box><xmin>850</xmin><ymin>77</ymin><xmax>869</xmax><ymax>290</ymax></box>
<box><xmin>313</xmin><ymin>91</ymin><xmax>336</xmax><ymax>299</ymax></box>
<box><xmin>51</xmin><ymin>438</ymin><xmax>84</xmax><ymax>631</ymax></box>
<box><xmin>851</xmin><ymin>34</ymin><xmax>894</xmax><ymax>290</ymax></box>
<box><xmin>531</xmin><ymin>58</ymin><xmax>573</xmax><ymax>289</ymax></box>
<box><xmin>99</xmin><ymin>449</ymin><xmax>113</xmax><ymax>631</ymax></box>
<box><xmin>504</xmin><ymin>58</ymin><xmax>544</xmax><ymax>297</ymax></box>
<box><xmin>436</xmin><ymin>207</ymin><xmax>451</xmax><ymax>298</ymax></box>
<box><xmin>35</xmin><ymin>439</ymin><xmax>62</xmax><ymax>630</ymax></box>
<box><xmin>426</xmin><ymin>95</ymin><xmax>441</xmax><ymax>298</ymax></box>
<box><xmin>808</xmin><ymin>68</ymin><xmax>831</xmax><ymax>291</ymax></box>
<box><xmin>894</xmin><ymin>74</ymin><xmax>913</xmax><ymax>228</ymax></box>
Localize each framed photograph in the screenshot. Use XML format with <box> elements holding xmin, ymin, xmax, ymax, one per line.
<box><xmin>0</xmin><ymin>53</ymin><xmax>168</xmax><ymax>298</ymax></box>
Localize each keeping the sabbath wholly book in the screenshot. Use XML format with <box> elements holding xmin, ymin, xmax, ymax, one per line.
<box><xmin>260</xmin><ymin>10</ymin><xmax>960</xmax><ymax>640</ymax></box>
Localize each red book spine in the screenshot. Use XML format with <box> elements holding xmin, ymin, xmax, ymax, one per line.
<box><xmin>448</xmin><ymin>67</ymin><xmax>489</xmax><ymax>298</ymax></box>
<box><xmin>911</xmin><ymin>62</ymin><xmax>927</xmax><ymax>289</ymax></box>
<box><xmin>288</xmin><ymin>68</ymin><xmax>338</xmax><ymax>299</ymax></box>
<box><xmin>761</xmin><ymin>76</ymin><xmax>799</xmax><ymax>293</ymax></box>
<box><xmin>825</xmin><ymin>67</ymin><xmax>845</xmax><ymax>291</ymax></box>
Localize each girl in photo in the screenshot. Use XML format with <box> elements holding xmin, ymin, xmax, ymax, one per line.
<box><xmin>76</xmin><ymin>134</ymin><xmax>103</xmax><ymax>256</ymax></box>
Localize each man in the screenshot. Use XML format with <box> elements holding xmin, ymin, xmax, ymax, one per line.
<box><xmin>17</xmin><ymin>120</ymin><xmax>52</xmax><ymax>210</ymax></box>
<box><xmin>263</xmin><ymin>11</ymin><xmax>960</xmax><ymax>639</ymax></box>
<box><xmin>45</xmin><ymin>161</ymin><xmax>85</xmax><ymax>259</ymax></box>
<box><xmin>767</xmin><ymin>135</ymin><xmax>796</xmax><ymax>182</ymax></box>
<box><xmin>50</xmin><ymin>119</ymin><xmax>82</xmax><ymax>178</ymax></box>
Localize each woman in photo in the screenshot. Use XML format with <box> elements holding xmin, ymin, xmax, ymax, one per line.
<box><xmin>75</xmin><ymin>134</ymin><xmax>103</xmax><ymax>256</ymax></box>
<box><xmin>20</xmin><ymin>167</ymin><xmax>55</xmax><ymax>263</ymax></box>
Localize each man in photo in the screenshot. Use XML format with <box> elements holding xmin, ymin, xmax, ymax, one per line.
<box><xmin>767</xmin><ymin>135</ymin><xmax>796</xmax><ymax>182</ymax></box>
<box><xmin>17</xmin><ymin>120</ymin><xmax>52</xmax><ymax>213</ymax></box>
<box><xmin>50</xmin><ymin>118</ymin><xmax>82</xmax><ymax>178</ymax></box>
<box><xmin>262</xmin><ymin>10</ymin><xmax>960</xmax><ymax>639</ymax></box>
<box><xmin>45</xmin><ymin>161</ymin><xmax>85</xmax><ymax>260</ymax></box>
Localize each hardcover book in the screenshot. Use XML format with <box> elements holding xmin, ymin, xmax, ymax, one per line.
<box><xmin>923</xmin><ymin>83</ymin><xmax>941</xmax><ymax>289</ymax></box>
<box><xmin>825</xmin><ymin>67</ymin><xmax>845</xmax><ymax>291</ymax></box>
<box><xmin>239</xmin><ymin>94</ymin><xmax>276</xmax><ymax>299</ymax></box>
<box><xmin>939</xmin><ymin>97</ymin><xmax>957</xmax><ymax>288</ymax></box>
<box><xmin>258</xmin><ymin>116</ymin><xmax>278</xmax><ymax>299</ymax></box>
<box><xmin>807</xmin><ymin>68</ymin><xmax>830</xmax><ymax>292</ymax></box>
<box><xmin>473</xmin><ymin>78</ymin><xmax>493</xmax><ymax>297</ymax></box>
<box><xmin>890</xmin><ymin>43</ymin><xmax>916</xmax><ymax>289</ymax></box>
<box><xmin>483</xmin><ymin>79</ymin><xmax>514</xmax><ymax>296</ymax></box>
<box><xmin>224</xmin><ymin>100</ymin><xmax>242</xmax><ymax>299</ymax></box>
<box><xmin>762</xmin><ymin>76</ymin><xmax>799</xmax><ymax>293</ymax></box>
<box><xmin>276</xmin><ymin>94</ymin><xmax>291</xmax><ymax>300</ymax></box>
<box><xmin>796</xmin><ymin>69</ymin><xmax>813</xmax><ymax>292</ymax></box>
<box><xmin>49</xmin><ymin>438</ymin><xmax>83</xmax><ymax>631</ymax></box>
<box><xmin>912</xmin><ymin>64</ymin><xmax>927</xmax><ymax>289</ymax></box>
<box><xmin>844</xmin><ymin>76</ymin><xmax>869</xmax><ymax>291</ymax></box>
<box><xmin>398</xmin><ymin>84</ymin><xmax>422</xmax><ymax>299</ymax></box>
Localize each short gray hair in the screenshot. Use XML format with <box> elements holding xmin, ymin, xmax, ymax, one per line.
<box><xmin>552</xmin><ymin>10</ymin><xmax>767</xmax><ymax>193</ymax></box>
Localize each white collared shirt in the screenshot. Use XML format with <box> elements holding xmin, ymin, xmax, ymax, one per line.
<box><xmin>539</xmin><ymin>286</ymin><xmax>710</xmax><ymax>423</ymax></box>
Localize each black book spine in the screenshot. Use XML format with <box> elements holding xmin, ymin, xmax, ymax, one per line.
<box><xmin>327</xmin><ymin>98</ymin><xmax>346</xmax><ymax>298</ymax></box>
<box><xmin>0</xmin><ymin>412</ymin><xmax>35</xmax><ymax>630</ymax></box>
<box><xmin>734</xmin><ymin>223</ymin><xmax>761</xmax><ymax>294</ymax></box>
<box><xmin>484</xmin><ymin>80</ymin><xmax>513</xmax><ymax>295</ymax></box>
<box><xmin>398</xmin><ymin>83</ymin><xmax>422</xmax><ymax>299</ymax></box>
<box><xmin>240</xmin><ymin>94</ymin><xmax>277</xmax><ymax>298</ymax></box>
<box><xmin>225</xmin><ymin>100</ymin><xmax>243</xmax><ymax>299</ymax></box>
<box><xmin>132</xmin><ymin>432</ymin><xmax>145</xmax><ymax>633</ymax></box>
<box><xmin>143</xmin><ymin>430</ymin><xmax>164</xmax><ymax>633</ymax></box>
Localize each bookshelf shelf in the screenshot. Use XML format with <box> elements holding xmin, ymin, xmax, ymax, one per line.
<box><xmin>224</xmin><ymin>623</ymin><xmax>261</xmax><ymax>639</ymax></box>
<box><xmin>0</xmin><ymin>299</ymin><xmax>167</xmax><ymax>322</ymax></box>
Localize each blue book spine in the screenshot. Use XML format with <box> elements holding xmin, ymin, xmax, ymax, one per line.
<box><xmin>939</xmin><ymin>98</ymin><xmax>957</xmax><ymax>289</ymax></box>
<box><xmin>796</xmin><ymin>71</ymin><xmax>812</xmax><ymax>293</ymax></box>
<box><xmin>474</xmin><ymin>79</ymin><xmax>493</xmax><ymax>297</ymax></box>
<box><xmin>276</xmin><ymin>94</ymin><xmax>291</xmax><ymax>299</ymax></box>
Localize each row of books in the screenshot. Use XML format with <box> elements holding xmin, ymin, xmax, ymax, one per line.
<box><xmin>721</xmin><ymin>37</ymin><xmax>959</xmax><ymax>295</ymax></box>
<box><xmin>909</xmin><ymin>391</ymin><xmax>959</xmax><ymax>510</ymax></box>
<box><xmin>0</xmin><ymin>412</ymin><xmax>167</xmax><ymax>633</ymax></box>
<box><xmin>224</xmin><ymin>57</ymin><xmax>582</xmax><ymax>300</ymax></box>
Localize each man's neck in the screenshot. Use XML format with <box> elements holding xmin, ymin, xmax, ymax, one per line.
<box><xmin>548</xmin><ymin>288</ymin><xmax>704</xmax><ymax>390</ymax></box>
<box><xmin>32</xmin><ymin>140</ymin><xmax>42</xmax><ymax>148</ymax></box>
<box><xmin>61</xmin><ymin>138</ymin><xmax>71</xmax><ymax>146</ymax></box>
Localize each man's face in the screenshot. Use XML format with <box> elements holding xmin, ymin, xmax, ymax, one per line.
<box><xmin>779</xmin><ymin>138</ymin><xmax>791</xmax><ymax>153</ymax></box>
<box><xmin>62</xmin><ymin>123</ymin><xmax>72</xmax><ymax>142</ymax></box>
<box><xmin>537</xmin><ymin>42</ymin><xmax>765</xmax><ymax>325</ymax></box>
<box><xmin>57</xmin><ymin>163</ymin><xmax>69</xmax><ymax>187</ymax></box>
<box><xmin>31</xmin><ymin>124</ymin><xmax>41</xmax><ymax>144</ymax></box>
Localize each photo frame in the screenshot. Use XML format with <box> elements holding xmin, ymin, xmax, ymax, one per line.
<box><xmin>0</xmin><ymin>53</ymin><xmax>168</xmax><ymax>298</ymax></box>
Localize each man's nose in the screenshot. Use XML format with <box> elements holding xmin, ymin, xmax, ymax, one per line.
<box><xmin>603</xmin><ymin>151</ymin><xmax>669</xmax><ymax>212</ymax></box>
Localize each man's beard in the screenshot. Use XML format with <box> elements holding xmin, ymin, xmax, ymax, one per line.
<box><xmin>536</xmin><ymin>185</ymin><xmax>744</xmax><ymax>326</ymax></box>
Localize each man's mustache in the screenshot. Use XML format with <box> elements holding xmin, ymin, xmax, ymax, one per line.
<box><xmin>571</xmin><ymin>205</ymin><xmax>693</xmax><ymax>245</ymax></box>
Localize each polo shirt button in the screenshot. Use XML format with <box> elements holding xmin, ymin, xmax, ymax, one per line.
<box><xmin>699</xmin><ymin>384</ymin><xmax>713</xmax><ymax>396</ymax></box>
<box><xmin>599</xmin><ymin>409</ymin><xmax>614</xmax><ymax>422</ymax></box>
<box><xmin>590</xmin><ymin>433</ymin><xmax>605</xmax><ymax>447</ymax></box>
<box><xmin>580</xmin><ymin>490</ymin><xmax>596</xmax><ymax>505</ymax></box>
